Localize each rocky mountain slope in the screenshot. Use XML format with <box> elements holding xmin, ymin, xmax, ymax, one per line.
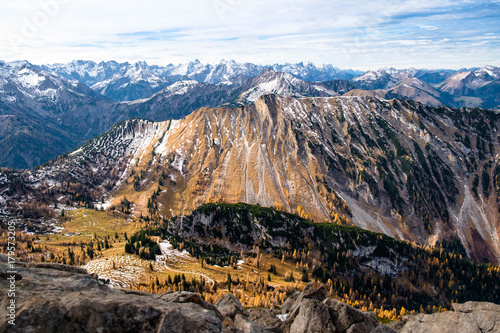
<box><xmin>346</xmin><ymin>73</ymin><xmax>453</xmax><ymax>107</ymax></box>
<box><xmin>230</xmin><ymin>69</ymin><xmax>338</xmax><ymax>104</ymax></box>
<box><xmin>435</xmin><ymin>66</ymin><xmax>500</xmax><ymax>110</ymax></box>
<box><xmin>129</xmin><ymin>202</ymin><xmax>500</xmax><ymax>312</ymax></box>
<box><xmin>1</xmin><ymin>255</ymin><xmax>498</xmax><ymax>332</ymax></box>
<box><xmin>0</xmin><ymin>60</ymin><xmax>361</xmax><ymax>169</ymax></box>
<box><xmin>436</xmin><ymin>66</ymin><xmax>500</xmax><ymax>96</ymax></box>
<box><xmin>0</xmin><ymin>61</ymin><xmax>117</xmax><ymax>169</ymax></box>
<box><xmin>1</xmin><ymin>94</ymin><xmax>499</xmax><ymax>265</ymax></box>
<box><xmin>116</xmin><ymin>80</ymin><xmax>231</xmax><ymax>122</ymax></box>
<box><xmin>348</xmin><ymin>66</ymin><xmax>500</xmax><ymax>110</ymax></box>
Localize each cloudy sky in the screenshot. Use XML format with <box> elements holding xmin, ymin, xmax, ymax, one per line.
<box><xmin>0</xmin><ymin>0</ymin><xmax>499</xmax><ymax>70</ymax></box>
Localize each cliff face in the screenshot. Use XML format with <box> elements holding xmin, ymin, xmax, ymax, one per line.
<box><xmin>2</xmin><ymin>256</ymin><xmax>499</xmax><ymax>333</ymax></box>
<box><xmin>2</xmin><ymin>95</ymin><xmax>499</xmax><ymax>263</ymax></box>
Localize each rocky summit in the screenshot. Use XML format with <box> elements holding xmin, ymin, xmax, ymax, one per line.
<box><xmin>1</xmin><ymin>254</ymin><xmax>499</xmax><ymax>333</ymax></box>
<box><xmin>2</xmin><ymin>93</ymin><xmax>499</xmax><ymax>264</ymax></box>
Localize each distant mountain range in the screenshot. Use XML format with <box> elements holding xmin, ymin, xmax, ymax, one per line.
<box><xmin>1</xmin><ymin>59</ymin><xmax>499</xmax><ymax>169</ymax></box>
<box><xmin>0</xmin><ymin>61</ymin><xmax>115</xmax><ymax>169</ymax></box>
<box><xmin>347</xmin><ymin>66</ymin><xmax>500</xmax><ymax>110</ymax></box>
<box><xmin>41</xmin><ymin>60</ymin><xmax>500</xmax><ymax>109</ymax></box>
<box><xmin>42</xmin><ymin>59</ymin><xmax>362</xmax><ymax>101</ymax></box>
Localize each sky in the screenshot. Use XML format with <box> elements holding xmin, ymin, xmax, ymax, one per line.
<box><xmin>0</xmin><ymin>0</ymin><xmax>499</xmax><ymax>70</ymax></box>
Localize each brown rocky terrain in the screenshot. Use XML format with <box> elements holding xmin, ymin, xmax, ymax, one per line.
<box><xmin>3</xmin><ymin>94</ymin><xmax>498</xmax><ymax>264</ymax></box>
<box><xmin>2</xmin><ymin>254</ymin><xmax>499</xmax><ymax>332</ymax></box>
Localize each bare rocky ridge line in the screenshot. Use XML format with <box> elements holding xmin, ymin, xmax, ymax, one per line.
<box><xmin>1</xmin><ymin>61</ymin><xmax>499</xmax><ymax>169</ymax></box>
<box><xmin>3</xmin><ymin>93</ymin><xmax>498</xmax><ymax>263</ymax></box>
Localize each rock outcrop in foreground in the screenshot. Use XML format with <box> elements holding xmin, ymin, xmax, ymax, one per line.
<box><xmin>0</xmin><ymin>256</ymin><xmax>223</xmax><ymax>332</ymax></box>
<box><xmin>396</xmin><ymin>302</ymin><xmax>500</xmax><ymax>333</ymax></box>
<box><xmin>1</xmin><ymin>256</ymin><xmax>499</xmax><ymax>332</ymax></box>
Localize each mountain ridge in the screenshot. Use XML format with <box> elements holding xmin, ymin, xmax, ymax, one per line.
<box><xmin>2</xmin><ymin>60</ymin><xmax>499</xmax><ymax>169</ymax></box>
<box><xmin>40</xmin><ymin>60</ymin><xmax>500</xmax><ymax>110</ymax></box>
<box><xmin>2</xmin><ymin>94</ymin><xmax>499</xmax><ymax>265</ymax></box>
<box><xmin>42</xmin><ymin>59</ymin><xmax>362</xmax><ymax>101</ymax></box>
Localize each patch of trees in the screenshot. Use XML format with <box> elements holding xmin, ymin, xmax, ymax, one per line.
<box><xmin>124</xmin><ymin>230</ymin><xmax>161</xmax><ymax>260</ymax></box>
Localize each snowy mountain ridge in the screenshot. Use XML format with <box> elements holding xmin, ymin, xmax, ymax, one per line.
<box><xmin>1</xmin><ymin>60</ymin><xmax>499</xmax><ymax>169</ymax></box>
<box><xmin>41</xmin><ymin>59</ymin><xmax>362</xmax><ymax>101</ymax></box>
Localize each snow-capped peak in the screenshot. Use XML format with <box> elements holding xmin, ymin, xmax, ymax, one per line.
<box><xmin>235</xmin><ymin>69</ymin><xmax>337</xmax><ymax>103</ymax></box>
<box><xmin>381</xmin><ymin>67</ymin><xmax>399</xmax><ymax>75</ymax></box>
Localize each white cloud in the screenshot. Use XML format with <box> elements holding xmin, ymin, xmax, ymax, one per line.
<box><xmin>419</xmin><ymin>25</ymin><xmax>438</xmax><ymax>31</ymax></box>
<box><xmin>0</xmin><ymin>0</ymin><xmax>498</xmax><ymax>69</ymax></box>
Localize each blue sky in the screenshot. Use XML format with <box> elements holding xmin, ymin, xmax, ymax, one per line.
<box><xmin>0</xmin><ymin>0</ymin><xmax>499</xmax><ymax>70</ymax></box>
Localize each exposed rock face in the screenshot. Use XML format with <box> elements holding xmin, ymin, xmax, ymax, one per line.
<box><xmin>322</xmin><ymin>298</ymin><xmax>379</xmax><ymax>333</ymax></box>
<box><xmin>214</xmin><ymin>292</ymin><xmax>278</xmax><ymax>333</ymax></box>
<box><xmin>398</xmin><ymin>302</ymin><xmax>500</xmax><ymax>333</ymax></box>
<box><xmin>286</xmin><ymin>282</ymin><xmax>328</xmax><ymax>315</ymax></box>
<box><xmin>283</xmin><ymin>299</ymin><xmax>336</xmax><ymax>333</ymax></box>
<box><xmin>4</xmin><ymin>94</ymin><xmax>499</xmax><ymax>264</ymax></box>
<box><xmin>215</xmin><ymin>292</ymin><xmax>250</xmax><ymax>319</ymax></box>
<box><xmin>280</xmin><ymin>292</ymin><xmax>300</xmax><ymax>314</ymax></box>
<box><xmin>160</xmin><ymin>291</ymin><xmax>224</xmax><ymax>321</ymax></box>
<box><xmin>0</xmin><ymin>256</ymin><xmax>223</xmax><ymax>333</ymax></box>
<box><xmin>248</xmin><ymin>308</ymin><xmax>283</xmax><ymax>332</ymax></box>
<box><xmin>281</xmin><ymin>282</ymin><xmax>382</xmax><ymax>333</ymax></box>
